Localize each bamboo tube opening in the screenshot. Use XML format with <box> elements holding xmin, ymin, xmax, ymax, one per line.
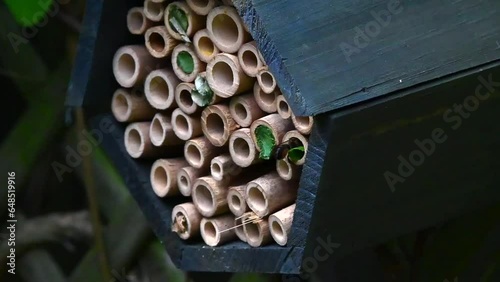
<box><xmin>268</xmin><ymin>204</ymin><xmax>295</xmax><ymax>246</ymax></box>
<box><xmin>277</xmin><ymin>95</ymin><xmax>291</xmax><ymax>119</ymax></box>
<box><xmin>200</xmin><ymin>215</ymin><xmax>236</xmax><ymax>246</ymax></box>
<box><xmin>229</xmin><ymin>128</ymin><xmax>258</xmax><ymax>167</ymax></box>
<box><xmin>150</xmin><ymin>116</ymin><xmax>164</xmax><ymax>144</ymax></box>
<box><xmin>250</xmin><ymin>114</ymin><xmax>294</xmax><ymax>155</ymax></box>
<box><xmin>229</xmin><ymin>94</ymin><xmax>265</xmax><ymax>127</ymax></box>
<box><xmin>253</xmin><ymin>82</ymin><xmax>277</xmax><ymax>113</ymax></box>
<box><xmin>206</xmin><ymin>113</ymin><xmax>224</xmax><ymax>140</ymax></box>
<box><xmin>125</xmin><ymin>126</ymin><xmax>143</xmax><ymax>157</ymax></box>
<box><xmin>172</xmin><ymin>203</ymin><xmax>202</xmax><ymax>240</ymax></box>
<box><xmin>179</xmin><ymin>175</ymin><xmax>189</xmax><ymax>191</ymax></box>
<box><xmin>276</xmin><ymin>159</ymin><xmax>294</xmax><ymax>180</ymax></box>
<box><xmin>246</xmin><ymin>172</ymin><xmax>297</xmax><ymax>217</ymax></box>
<box><xmin>113</xmin><ymin>46</ymin><xmax>162</xmax><ymax>88</ymax></box>
<box><xmin>247</xmin><ymin>185</ymin><xmax>267</xmax><ymax>212</ymax></box>
<box><xmin>150</xmin><ymin>32</ymin><xmax>166</xmax><ymax>52</ymax></box>
<box><xmin>211</xmin><ymin>162</ymin><xmax>222</xmax><ymax>179</ymax></box>
<box><xmin>201</xmin><ymin>220</ymin><xmax>218</xmax><ymax>245</ymax></box>
<box><xmin>212</xmin><ymin>14</ymin><xmax>238</xmax><ymax>47</ymax></box>
<box><xmin>171</xmin><ymin>108</ymin><xmax>202</xmax><ymax>140</ymax></box>
<box><xmin>257</xmin><ymin>69</ymin><xmax>276</xmax><ymax>94</ymax></box>
<box><xmin>201</xmin><ymin>104</ymin><xmax>238</xmax><ymax>147</ymax></box>
<box><xmin>185</xmin><ymin>142</ymin><xmax>202</xmax><ymax>167</ymax></box>
<box><xmin>192</xmin><ymin>182</ymin><xmax>214</xmax><ymax>214</ymax></box>
<box><xmin>151</xmin><ymin>158</ymin><xmax>187</xmax><ymax>197</ymax></box>
<box><xmin>212</xmin><ymin>61</ymin><xmax>234</xmax><ymax>91</ymax></box>
<box><xmin>207</xmin><ymin>53</ymin><xmax>252</xmax><ymax>98</ymax></box>
<box><xmin>238</xmin><ymin>42</ymin><xmax>263</xmax><ymax>77</ymax></box>
<box><xmin>227</xmin><ymin>187</ymin><xmax>246</xmax><ymax>216</ymax></box>
<box><xmin>186</xmin><ymin>0</ymin><xmax>216</xmax><ymax>15</ymax></box>
<box><xmin>193</xmin><ymin>29</ymin><xmax>218</xmax><ymax>63</ymax></box>
<box><xmin>150</xmin><ymin>113</ymin><xmax>183</xmax><ymax>146</ymax></box>
<box><xmin>152</xmin><ymin>164</ymin><xmax>169</xmax><ymax>194</ymax></box>
<box><xmin>111</xmin><ymin>88</ymin><xmax>156</xmax><ymax>122</ymax></box>
<box><xmin>172</xmin><ymin>44</ymin><xmax>205</xmax><ymax>82</ymax></box>
<box><xmin>233</xmin><ymin>138</ymin><xmax>250</xmax><ymax>159</ymax></box>
<box><xmin>283</xmin><ymin>130</ymin><xmax>308</xmax><ymax>165</ymax></box>
<box><xmin>234</xmin><ymin>103</ymin><xmax>248</xmax><ymax>122</ymax></box>
<box><xmin>144</xmin><ymin>0</ymin><xmax>164</xmax><ymax>21</ymax></box>
<box><xmin>207</xmin><ymin>7</ymin><xmax>248</xmax><ymax>53</ymax></box>
<box><xmin>270</xmin><ymin>220</ymin><xmax>285</xmax><ymax>244</ymax></box>
<box><xmin>244</xmin><ymin>220</ymin><xmax>270</xmax><ymax>247</ymax></box>
<box><xmin>175</xmin><ymin>82</ymin><xmax>199</xmax><ymax>114</ymax></box>
<box><xmin>127</xmin><ymin>8</ymin><xmax>151</xmax><ymax>34</ymax></box>
<box><xmin>292</xmin><ymin>115</ymin><xmax>314</xmax><ymax>135</ymax></box>
<box><xmin>145</xmin><ymin>26</ymin><xmax>178</xmax><ymax>58</ymax></box>
<box><xmin>116</xmin><ymin>53</ymin><xmax>136</xmax><ymax>84</ymax></box>
<box><xmin>177</xmin><ymin>166</ymin><xmax>208</xmax><ymax>196</ymax></box>
<box><xmin>234</xmin><ymin>217</ymin><xmax>246</xmax><ymax>242</ymax></box>
<box><xmin>111</xmin><ymin>90</ymin><xmax>130</xmax><ymax>121</ymax></box>
<box><xmin>145</xmin><ymin>69</ymin><xmax>179</xmax><ymax>110</ymax></box>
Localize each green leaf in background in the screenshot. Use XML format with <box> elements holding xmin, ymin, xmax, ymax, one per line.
<box><xmin>5</xmin><ymin>0</ymin><xmax>53</xmax><ymax>27</ymax></box>
<box><xmin>177</xmin><ymin>51</ymin><xmax>194</xmax><ymax>74</ymax></box>
<box><xmin>288</xmin><ymin>146</ymin><xmax>305</xmax><ymax>163</ymax></box>
<box><xmin>255</xmin><ymin>125</ymin><xmax>276</xmax><ymax>160</ymax></box>
<box><xmin>168</xmin><ymin>5</ymin><xmax>188</xmax><ymax>32</ymax></box>
<box><xmin>191</xmin><ymin>75</ymin><xmax>214</xmax><ymax>107</ymax></box>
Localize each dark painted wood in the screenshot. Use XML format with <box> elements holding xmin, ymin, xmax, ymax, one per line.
<box><xmin>233</xmin><ymin>0</ymin><xmax>500</xmax><ymax>115</ymax></box>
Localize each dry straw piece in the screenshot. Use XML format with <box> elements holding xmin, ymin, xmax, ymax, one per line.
<box><xmin>164</xmin><ymin>1</ymin><xmax>204</xmax><ymax>41</ymax></box>
<box><xmin>243</xmin><ymin>216</ymin><xmax>272</xmax><ymax>247</ymax></box>
<box><xmin>201</xmin><ymin>104</ymin><xmax>240</xmax><ymax>147</ymax></box>
<box><xmin>292</xmin><ymin>114</ymin><xmax>314</xmax><ymax>135</ymax></box>
<box><xmin>283</xmin><ymin>130</ymin><xmax>308</xmax><ymax>166</ymax></box>
<box><xmin>276</xmin><ymin>95</ymin><xmax>292</xmax><ymax>120</ymax></box>
<box><xmin>253</xmin><ymin>81</ymin><xmax>278</xmax><ymax>113</ymax></box>
<box><xmin>172</xmin><ymin>202</ymin><xmax>202</xmax><ymax>240</ymax></box>
<box><xmin>144</xmin><ymin>0</ymin><xmax>165</xmax><ymax>21</ymax></box>
<box><xmin>229</xmin><ymin>128</ymin><xmax>260</xmax><ymax>168</ymax></box>
<box><xmin>269</xmin><ymin>204</ymin><xmax>296</xmax><ymax>246</ymax></box>
<box><xmin>144</xmin><ymin>68</ymin><xmax>180</xmax><ymax>110</ymax></box>
<box><xmin>127</xmin><ymin>7</ymin><xmax>154</xmax><ymax>34</ymax></box>
<box><xmin>237</xmin><ymin>41</ymin><xmax>264</xmax><ymax>77</ymax></box>
<box><xmin>177</xmin><ymin>166</ymin><xmax>208</xmax><ymax>197</ymax></box>
<box><xmin>206</xmin><ymin>6</ymin><xmax>250</xmax><ymax>53</ymax></box>
<box><xmin>246</xmin><ymin>172</ymin><xmax>297</xmax><ymax>217</ymax></box>
<box><xmin>151</xmin><ymin>158</ymin><xmax>188</xmax><ymax>197</ymax></box>
<box><xmin>124</xmin><ymin>122</ymin><xmax>168</xmax><ymax>159</ymax></box>
<box><xmin>111</xmin><ymin>88</ymin><xmax>155</xmax><ymax>122</ymax></box>
<box><xmin>113</xmin><ymin>45</ymin><xmax>163</xmax><ymax>88</ymax></box>
<box><xmin>175</xmin><ymin>82</ymin><xmax>200</xmax><ymax>114</ymax></box>
<box><xmin>145</xmin><ymin>26</ymin><xmax>178</xmax><ymax>58</ymax></box>
<box><xmin>184</xmin><ymin>136</ymin><xmax>222</xmax><ymax>169</ymax></box>
<box><xmin>186</xmin><ymin>0</ymin><xmax>217</xmax><ymax>16</ymax></box>
<box><xmin>229</xmin><ymin>93</ymin><xmax>266</xmax><ymax>127</ymax></box>
<box><xmin>206</xmin><ymin>53</ymin><xmax>253</xmax><ymax>99</ymax></box>
<box><xmin>192</xmin><ymin>176</ymin><xmax>230</xmax><ymax>217</ymax></box>
<box><xmin>200</xmin><ymin>214</ymin><xmax>236</xmax><ymax>246</ymax></box>
<box><xmin>193</xmin><ymin>29</ymin><xmax>219</xmax><ymax>63</ymax></box>
<box><xmin>171</xmin><ymin>108</ymin><xmax>203</xmax><ymax>141</ymax></box>
<box><xmin>149</xmin><ymin>112</ymin><xmax>184</xmax><ymax>147</ymax></box>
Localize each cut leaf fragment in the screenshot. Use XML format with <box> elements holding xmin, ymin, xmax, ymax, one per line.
<box><xmin>177</xmin><ymin>51</ymin><xmax>194</xmax><ymax>74</ymax></box>
<box><xmin>191</xmin><ymin>75</ymin><xmax>214</xmax><ymax>107</ymax></box>
<box><xmin>168</xmin><ymin>5</ymin><xmax>188</xmax><ymax>33</ymax></box>
<box><xmin>254</xmin><ymin>125</ymin><xmax>276</xmax><ymax>160</ymax></box>
<box><xmin>287</xmin><ymin>146</ymin><xmax>305</xmax><ymax>164</ymax></box>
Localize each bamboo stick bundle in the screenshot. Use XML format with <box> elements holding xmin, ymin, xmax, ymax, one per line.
<box><xmin>243</xmin><ymin>215</ymin><xmax>272</xmax><ymax>247</ymax></box>
<box><xmin>149</xmin><ymin>112</ymin><xmax>184</xmax><ymax>147</ymax></box>
<box><xmin>193</xmin><ymin>29</ymin><xmax>219</xmax><ymax>63</ymax></box>
<box><xmin>144</xmin><ymin>68</ymin><xmax>180</xmax><ymax>110</ymax></box>
<box><xmin>177</xmin><ymin>166</ymin><xmax>209</xmax><ymax>197</ymax></box>
<box><xmin>227</xmin><ymin>184</ymin><xmax>248</xmax><ymax>217</ymax></box>
<box><xmin>257</xmin><ymin>67</ymin><xmax>277</xmax><ymax>94</ymax></box>
<box><xmin>200</xmin><ymin>214</ymin><xmax>236</xmax><ymax>246</ymax></box>
<box><xmin>276</xmin><ymin>95</ymin><xmax>292</xmax><ymax>120</ymax></box>
<box><xmin>282</xmin><ymin>130</ymin><xmax>308</xmax><ymax>166</ymax></box>
<box><xmin>145</xmin><ymin>26</ymin><xmax>179</xmax><ymax>58</ymax></box>
<box><xmin>253</xmin><ymin>81</ymin><xmax>278</xmax><ymax>113</ymax></box>
<box><xmin>124</xmin><ymin>122</ymin><xmax>169</xmax><ymax>158</ymax></box>
<box><xmin>201</xmin><ymin>104</ymin><xmax>239</xmax><ymax>147</ymax></box>
<box><xmin>269</xmin><ymin>204</ymin><xmax>296</xmax><ymax>246</ymax></box>
<box><xmin>171</xmin><ymin>43</ymin><xmax>206</xmax><ymax>82</ymax></box>
<box><xmin>192</xmin><ymin>176</ymin><xmax>230</xmax><ymax>217</ymax></box>
<box><xmin>111</xmin><ymin>88</ymin><xmax>156</xmax><ymax>122</ymax></box>
<box><xmin>172</xmin><ymin>202</ymin><xmax>203</xmax><ymax>240</ymax></box>
<box><xmin>175</xmin><ymin>82</ymin><xmax>200</xmax><ymax>114</ymax></box>
<box><xmin>229</xmin><ymin>93</ymin><xmax>266</xmax><ymax>127</ymax></box>
<box><xmin>229</xmin><ymin>128</ymin><xmax>260</xmax><ymax>167</ymax></box>
<box><xmin>144</xmin><ymin>0</ymin><xmax>165</xmax><ymax>22</ymax></box>
<box><xmin>113</xmin><ymin>45</ymin><xmax>164</xmax><ymax>88</ymax></box>
<box><xmin>206</xmin><ymin>53</ymin><xmax>253</xmax><ymax>99</ymax></box>
<box><xmin>151</xmin><ymin>158</ymin><xmax>189</xmax><ymax>197</ymax></box>
<box><xmin>171</xmin><ymin>108</ymin><xmax>203</xmax><ymax>140</ymax></box>
<box><xmin>206</xmin><ymin>6</ymin><xmax>250</xmax><ymax>53</ymax></box>
<box><xmin>237</xmin><ymin>41</ymin><xmax>264</xmax><ymax>77</ymax></box>
<box><xmin>127</xmin><ymin>7</ymin><xmax>154</xmax><ymax>35</ymax></box>
<box><xmin>250</xmin><ymin>114</ymin><xmax>294</xmax><ymax>159</ymax></box>
<box><xmin>211</xmin><ymin>154</ymin><xmax>241</xmax><ymax>181</ymax></box>
<box><xmin>291</xmin><ymin>114</ymin><xmax>314</xmax><ymax>135</ymax></box>
<box><xmin>276</xmin><ymin>158</ymin><xmax>301</xmax><ymax>181</ymax></box>
<box><xmin>184</xmin><ymin>136</ymin><xmax>222</xmax><ymax>169</ymax></box>
<box><xmin>246</xmin><ymin>172</ymin><xmax>297</xmax><ymax>217</ymax></box>
<box><xmin>164</xmin><ymin>2</ymin><xmax>204</xmax><ymax>41</ymax></box>
<box><xmin>186</xmin><ymin>0</ymin><xmax>217</xmax><ymax>16</ymax></box>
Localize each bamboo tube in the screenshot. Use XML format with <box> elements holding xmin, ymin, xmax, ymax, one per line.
<box><xmin>206</xmin><ymin>53</ymin><xmax>253</xmax><ymax>98</ymax></box>
<box><xmin>151</xmin><ymin>158</ymin><xmax>188</xmax><ymax>197</ymax></box>
<box><xmin>144</xmin><ymin>0</ymin><xmax>165</xmax><ymax>21</ymax></box>
<box><xmin>144</xmin><ymin>68</ymin><xmax>180</xmax><ymax>110</ymax></box>
<box><xmin>192</xmin><ymin>176</ymin><xmax>230</xmax><ymax>217</ymax></box>
<box><xmin>124</xmin><ymin>122</ymin><xmax>168</xmax><ymax>158</ymax></box>
<box><xmin>193</xmin><ymin>29</ymin><xmax>219</xmax><ymax>63</ymax></box>
<box><xmin>177</xmin><ymin>166</ymin><xmax>208</xmax><ymax>197</ymax></box>
<box><xmin>111</xmin><ymin>88</ymin><xmax>155</xmax><ymax>122</ymax></box>
<box><xmin>145</xmin><ymin>26</ymin><xmax>178</xmax><ymax>58</ymax></box>
<box><xmin>186</xmin><ymin>0</ymin><xmax>217</xmax><ymax>16</ymax></box>
<box><xmin>171</xmin><ymin>108</ymin><xmax>203</xmax><ymax>140</ymax></box>
<box><xmin>206</xmin><ymin>6</ymin><xmax>250</xmax><ymax>53</ymax></box>
<box><xmin>172</xmin><ymin>202</ymin><xmax>202</xmax><ymax>240</ymax></box>
<box><xmin>276</xmin><ymin>95</ymin><xmax>292</xmax><ymax>119</ymax></box>
<box><xmin>283</xmin><ymin>130</ymin><xmax>308</xmax><ymax>165</ymax></box>
<box><xmin>175</xmin><ymin>82</ymin><xmax>199</xmax><ymax>114</ymax></box>
<box><xmin>244</xmin><ymin>218</ymin><xmax>272</xmax><ymax>247</ymax></box>
<box><xmin>250</xmin><ymin>114</ymin><xmax>294</xmax><ymax>153</ymax></box>
<box><xmin>234</xmin><ymin>217</ymin><xmax>247</xmax><ymax>242</ymax></box>
<box><xmin>211</xmin><ymin>154</ymin><xmax>241</xmax><ymax>181</ymax></box>
<box><xmin>229</xmin><ymin>93</ymin><xmax>266</xmax><ymax>127</ymax></box>
<box><xmin>229</xmin><ymin>128</ymin><xmax>260</xmax><ymax>167</ymax></box>
<box><xmin>253</xmin><ymin>81</ymin><xmax>278</xmax><ymax>113</ymax></box>
<box><xmin>257</xmin><ymin>67</ymin><xmax>277</xmax><ymax>94</ymax></box>
<box><xmin>164</xmin><ymin>2</ymin><xmax>204</xmax><ymax>41</ymax></box>
<box><xmin>184</xmin><ymin>136</ymin><xmax>221</xmax><ymax>169</ymax></box>
<box><xmin>201</xmin><ymin>104</ymin><xmax>239</xmax><ymax>147</ymax></box>
<box><xmin>276</xmin><ymin>158</ymin><xmax>301</xmax><ymax>181</ymax></box>
<box><xmin>246</xmin><ymin>172</ymin><xmax>297</xmax><ymax>217</ymax></box>
<box><xmin>200</xmin><ymin>214</ymin><xmax>236</xmax><ymax>246</ymax></box>
<box><xmin>171</xmin><ymin>43</ymin><xmax>206</xmax><ymax>82</ymax></box>
<box><xmin>127</xmin><ymin>7</ymin><xmax>154</xmax><ymax>35</ymax></box>
<box><xmin>269</xmin><ymin>204</ymin><xmax>296</xmax><ymax>246</ymax></box>
<box><xmin>149</xmin><ymin>112</ymin><xmax>184</xmax><ymax>147</ymax></box>
<box><xmin>292</xmin><ymin>114</ymin><xmax>314</xmax><ymax>135</ymax></box>
<box><xmin>237</xmin><ymin>41</ymin><xmax>264</xmax><ymax>77</ymax></box>
<box><xmin>227</xmin><ymin>184</ymin><xmax>248</xmax><ymax>217</ymax></box>
<box><xmin>113</xmin><ymin>45</ymin><xmax>163</xmax><ymax>88</ymax></box>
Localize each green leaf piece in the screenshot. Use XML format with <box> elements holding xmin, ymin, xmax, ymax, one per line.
<box><xmin>191</xmin><ymin>75</ymin><xmax>214</xmax><ymax>107</ymax></box>
<box><xmin>5</xmin><ymin>0</ymin><xmax>53</xmax><ymax>27</ymax></box>
<box><xmin>168</xmin><ymin>5</ymin><xmax>188</xmax><ymax>32</ymax></box>
<box><xmin>177</xmin><ymin>51</ymin><xmax>194</xmax><ymax>74</ymax></box>
<box><xmin>254</xmin><ymin>125</ymin><xmax>276</xmax><ymax>160</ymax></box>
<box><xmin>287</xmin><ymin>146</ymin><xmax>305</xmax><ymax>163</ymax></box>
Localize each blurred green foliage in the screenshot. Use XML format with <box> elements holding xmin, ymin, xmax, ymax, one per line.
<box><xmin>5</xmin><ymin>0</ymin><xmax>53</xmax><ymax>27</ymax></box>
